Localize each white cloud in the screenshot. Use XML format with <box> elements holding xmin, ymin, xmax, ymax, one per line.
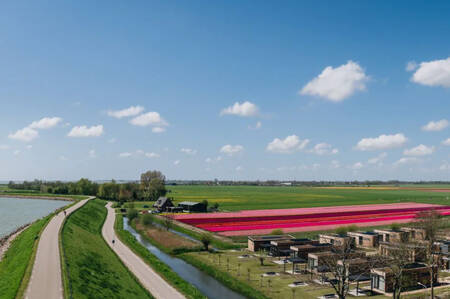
<box><xmin>236</xmin><ymin>166</ymin><xmax>243</xmax><ymax>172</ymax></box>
<box><xmin>152</xmin><ymin>127</ymin><xmax>166</xmax><ymax>133</ymax></box>
<box><xmin>422</xmin><ymin>119</ymin><xmax>448</xmax><ymax>132</ymax></box>
<box><xmin>394</xmin><ymin>157</ymin><xmax>420</xmax><ymax>166</ymax></box>
<box><xmin>68</xmin><ymin>125</ymin><xmax>104</xmax><ymax>137</ymax></box>
<box><xmin>119</xmin><ymin>152</ymin><xmax>132</xmax><ymax>158</ymax></box>
<box><xmin>266</xmin><ymin>135</ymin><xmax>310</xmax><ymax>154</ymax></box>
<box><xmin>145</xmin><ymin>152</ymin><xmax>160</xmax><ymax>158</ymax></box>
<box><xmin>249</xmin><ymin>121</ymin><xmax>262</xmax><ymax>130</ymax></box>
<box><xmin>26</xmin><ymin>145</ymin><xmax>32</xmax><ymax>150</ymax></box>
<box><xmin>89</xmin><ymin>149</ymin><xmax>96</xmax><ymax>158</ymax></box>
<box><xmin>220</xmin><ymin>145</ymin><xmax>244</xmax><ymax>156</ymax></box>
<box><xmin>107</xmin><ymin>106</ymin><xmax>144</xmax><ymax>118</ymax></box>
<box><xmin>350</xmin><ymin>162</ymin><xmax>363</xmax><ymax>170</ymax></box>
<box><xmin>440</xmin><ymin>161</ymin><xmax>450</xmax><ymax>171</ymax></box>
<box><xmin>8</xmin><ymin>127</ymin><xmax>39</xmax><ymax>142</ymax></box>
<box><xmin>330</xmin><ymin>160</ymin><xmax>341</xmax><ymax>169</ymax></box>
<box><xmin>406</xmin><ymin>61</ymin><xmax>418</xmax><ymax>72</ymax></box>
<box><xmin>310</xmin><ymin>143</ymin><xmax>338</xmax><ymax>155</ymax></box>
<box><xmin>181</xmin><ymin>148</ymin><xmax>197</xmax><ymax>155</ymax></box>
<box><xmin>130</xmin><ymin>112</ymin><xmax>168</xmax><ymax>127</ymax></box>
<box><xmin>108</xmin><ymin>138</ymin><xmax>117</xmax><ymax>143</ymax></box>
<box><xmin>368</xmin><ymin>152</ymin><xmax>387</xmax><ymax>165</ymax></box>
<box><xmin>300</xmin><ymin>61</ymin><xmax>369</xmax><ymax>102</ymax></box>
<box><xmin>411</xmin><ymin>57</ymin><xmax>450</xmax><ymax>88</ymax></box>
<box><xmin>13</xmin><ymin>150</ymin><xmax>20</xmax><ymax>156</ymax></box>
<box><xmin>403</xmin><ymin>144</ymin><xmax>435</xmax><ymax>156</ymax></box>
<box><xmin>205</xmin><ymin>156</ymin><xmax>222</xmax><ymax>163</ymax></box>
<box><xmin>174</xmin><ymin>160</ymin><xmax>180</xmax><ymax>165</ymax></box>
<box><xmin>29</xmin><ymin>117</ymin><xmax>62</xmax><ymax>129</ymax></box>
<box><xmin>355</xmin><ymin>133</ymin><xmax>407</xmax><ymax>151</ymax></box>
<box><xmin>220</xmin><ymin>101</ymin><xmax>259</xmax><ymax>117</ymax></box>
<box><xmin>59</xmin><ymin>155</ymin><xmax>68</xmax><ymax>161</ymax></box>
<box><xmin>443</xmin><ymin>138</ymin><xmax>450</xmax><ymax>146</ymax></box>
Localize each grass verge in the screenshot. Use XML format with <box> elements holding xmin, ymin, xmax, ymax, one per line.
<box><xmin>115</xmin><ymin>213</ymin><xmax>206</xmax><ymax>299</ymax></box>
<box><xmin>61</xmin><ymin>199</ymin><xmax>151</xmax><ymax>299</ymax></box>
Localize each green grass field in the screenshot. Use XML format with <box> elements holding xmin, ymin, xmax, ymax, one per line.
<box><xmin>166</xmin><ymin>185</ymin><xmax>450</xmax><ymax>211</ymax></box>
<box><xmin>61</xmin><ymin>199</ymin><xmax>152</xmax><ymax>299</ymax></box>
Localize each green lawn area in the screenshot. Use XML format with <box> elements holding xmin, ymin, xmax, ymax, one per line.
<box><xmin>165</xmin><ymin>185</ymin><xmax>450</xmax><ymax>211</ymax></box>
<box><xmin>0</xmin><ymin>215</ymin><xmax>50</xmax><ymax>299</ymax></box>
<box><xmin>61</xmin><ymin>199</ymin><xmax>152</xmax><ymax>299</ymax></box>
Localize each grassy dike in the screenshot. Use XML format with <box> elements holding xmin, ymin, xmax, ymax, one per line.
<box><xmin>61</xmin><ymin>200</ymin><xmax>152</xmax><ymax>299</ymax></box>
<box><xmin>115</xmin><ymin>214</ymin><xmax>206</xmax><ymax>299</ymax></box>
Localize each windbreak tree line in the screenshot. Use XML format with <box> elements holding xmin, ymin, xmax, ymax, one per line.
<box><xmin>7</xmin><ymin>170</ymin><xmax>167</xmax><ymax>202</ymax></box>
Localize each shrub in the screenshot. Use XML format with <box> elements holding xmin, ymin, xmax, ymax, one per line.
<box><xmin>335</xmin><ymin>226</ymin><xmax>348</xmax><ymax>236</ymax></box>
<box><xmin>347</xmin><ymin>225</ymin><xmax>358</xmax><ymax>232</ymax></box>
<box><xmin>270</xmin><ymin>229</ymin><xmax>284</xmax><ymax>235</ymax></box>
<box><xmin>200</xmin><ymin>233</ymin><xmax>213</xmax><ymax>251</ymax></box>
<box><xmin>127</xmin><ymin>208</ymin><xmax>138</xmax><ymax>221</ymax></box>
<box><xmin>390</xmin><ymin>223</ymin><xmax>401</xmax><ymax>231</ymax></box>
<box><xmin>141</xmin><ymin>213</ymin><xmax>154</xmax><ymax>226</ymax></box>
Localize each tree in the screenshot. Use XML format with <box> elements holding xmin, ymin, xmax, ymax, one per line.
<box><xmin>200</xmin><ymin>232</ymin><xmax>212</xmax><ymax>251</ymax></box>
<box><xmin>127</xmin><ymin>208</ymin><xmax>138</xmax><ymax>222</ymax></box>
<box><xmin>415</xmin><ymin>210</ymin><xmax>442</xmax><ymax>299</ymax></box>
<box><xmin>141</xmin><ymin>213</ymin><xmax>154</xmax><ymax>226</ymax></box>
<box><xmin>163</xmin><ymin>215</ymin><xmax>173</xmax><ymax>231</ymax></box>
<box><xmin>140</xmin><ymin>170</ymin><xmax>167</xmax><ymax>201</ymax></box>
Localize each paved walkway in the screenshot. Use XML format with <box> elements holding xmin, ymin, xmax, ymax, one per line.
<box><xmin>25</xmin><ymin>197</ymin><xmax>92</xmax><ymax>299</ymax></box>
<box><xmin>102</xmin><ymin>202</ymin><xmax>185</xmax><ymax>299</ymax></box>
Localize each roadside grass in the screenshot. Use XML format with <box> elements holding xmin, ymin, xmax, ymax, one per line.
<box><xmin>115</xmin><ymin>213</ymin><xmax>206</xmax><ymax>299</ymax></box>
<box><xmin>0</xmin><ymin>216</ymin><xmax>50</xmax><ymax>299</ymax></box>
<box><xmin>167</xmin><ymin>185</ymin><xmax>450</xmax><ymax>211</ymax></box>
<box><xmin>61</xmin><ymin>200</ymin><xmax>151</xmax><ymax>299</ymax></box>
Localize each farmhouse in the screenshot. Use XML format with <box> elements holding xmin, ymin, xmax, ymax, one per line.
<box><xmin>178</xmin><ymin>201</ymin><xmax>207</xmax><ymax>213</ymax></box>
<box><xmin>290</xmin><ymin>243</ymin><xmax>333</xmax><ymax>259</ymax></box>
<box><xmin>247</xmin><ymin>235</ymin><xmax>294</xmax><ymax>252</ymax></box>
<box><xmin>347</xmin><ymin>231</ymin><xmax>381</xmax><ymax>248</ymax></box>
<box><xmin>371</xmin><ymin>263</ymin><xmax>437</xmax><ymax>294</ymax></box>
<box><xmin>153</xmin><ymin>197</ymin><xmax>174</xmax><ymax>212</ymax></box>
<box><xmin>319</xmin><ymin>233</ymin><xmax>354</xmax><ymax>248</ymax></box>
<box><xmin>373</xmin><ymin>229</ymin><xmax>409</xmax><ymax>243</ymax></box>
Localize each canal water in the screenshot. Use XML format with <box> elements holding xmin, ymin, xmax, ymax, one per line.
<box><xmin>0</xmin><ymin>197</ymin><xmax>69</xmax><ymax>238</ymax></box>
<box><xmin>123</xmin><ymin>218</ymin><xmax>245</xmax><ymax>299</ymax></box>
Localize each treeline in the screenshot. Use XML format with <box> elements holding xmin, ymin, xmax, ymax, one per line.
<box><xmin>168</xmin><ymin>180</ymin><xmax>450</xmax><ymax>186</ymax></box>
<box><xmin>8</xmin><ymin>170</ymin><xmax>167</xmax><ymax>202</ymax></box>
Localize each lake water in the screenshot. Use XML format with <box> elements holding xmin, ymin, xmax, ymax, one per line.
<box><xmin>0</xmin><ymin>197</ymin><xmax>69</xmax><ymax>238</ymax></box>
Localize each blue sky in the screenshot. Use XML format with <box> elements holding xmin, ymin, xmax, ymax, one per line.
<box><xmin>1</xmin><ymin>1</ymin><xmax>450</xmax><ymax>181</ymax></box>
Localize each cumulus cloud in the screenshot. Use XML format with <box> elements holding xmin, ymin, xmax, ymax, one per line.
<box><xmin>67</xmin><ymin>125</ymin><xmax>104</xmax><ymax>137</ymax></box>
<box><xmin>220</xmin><ymin>101</ymin><xmax>259</xmax><ymax>117</ymax></box>
<box><xmin>13</xmin><ymin>150</ymin><xmax>21</xmax><ymax>156</ymax></box>
<box><xmin>220</xmin><ymin>145</ymin><xmax>244</xmax><ymax>156</ymax></box>
<box><xmin>410</xmin><ymin>57</ymin><xmax>450</xmax><ymax>88</ymax></box>
<box><xmin>300</xmin><ymin>61</ymin><xmax>369</xmax><ymax>102</ymax></box>
<box><xmin>406</xmin><ymin>61</ymin><xmax>418</xmax><ymax>72</ymax></box>
<box><xmin>350</xmin><ymin>162</ymin><xmax>363</xmax><ymax>170</ymax></box>
<box><xmin>248</xmin><ymin>121</ymin><xmax>262</xmax><ymax>130</ymax></box>
<box><xmin>330</xmin><ymin>160</ymin><xmax>341</xmax><ymax>169</ymax></box>
<box><xmin>266</xmin><ymin>135</ymin><xmax>310</xmax><ymax>154</ymax></box>
<box><xmin>174</xmin><ymin>160</ymin><xmax>180</xmax><ymax>165</ymax></box>
<box><xmin>119</xmin><ymin>152</ymin><xmax>132</xmax><ymax>158</ymax></box>
<box><xmin>152</xmin><ymin>127</ymin><xmax>166</xmax><ymax>133</ymax></box>
<box><xmin>205</xmin><ymin>156</ymin><xmax>222</xmax><ymax>163</ymax></box>
<box><xmin>422</xmin><ymin>119</ymin><xmax>448</xmax><ymax>132</ymax></box>
<box><xmin>443</xmin><ymin>138</ymin><xmax>450</xmax><ymax>146</ymax></box>
<box><xmin>310</xmin><ymin>143</ymin><xmax>338</xmax><ymax>155</ymax></box>
<box><xmin>145</xmin><ymin>152</ymin><xmax>160</xmax><ymax>158</ymax></box>
<box><xmin>130</xmin><ymin>111</ymin><xmax>168</xmax><ymax>127</ymax></box>
<box><xmin>8</xmin><ymin>127</ymin><xmax>39</xmax><ymax>142</ymax></box>
<box><xmin>89</xmin><ymin>149</ymin><xmax>96</xmax><ymax>158</ymax></box>
<box><xmin>368</xmin><ymin>152</ymin><xmax>387</xmax><ymax>165</ymax></box>
<box><xmin>355</xmin><ymin>133</ymin><xmax>407</xmax><ymax>151</ymax></box>
<box><xmin>394</xmin><ymin>157</ymin><xmax>420</xmax><ymax>166</ymax></box>
<box><xmin>107</xmin><ymin>106</ymin><xmax>144</xmax><ymax>119</ymax></box>
<box><xmin>236</xmin><ymin>166</ymin><xmax>243</xmax><ymax>172</ymax></box>
<box><xmin>29</xmin><ymin>117</ymin><xmax>62</xmax><ymax>129</ymax></box>
<box><xmin>181</xmin><ymin>148</ymin><xmax>197</xmax><ymax>155</ymax></box>
<box><xmin>403</xmin><ymin>144</ymin><xmax>435</xmax><ymax>156</ymax></box>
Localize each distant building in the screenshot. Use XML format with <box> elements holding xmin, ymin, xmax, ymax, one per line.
<box><xmin>178</xmin><ymin>201</ymin><xmax>207</xmax><ymax>213</ymax></box>
<box><xmin>319</xmin><ymin>233</ymin><xmax>354</xmax><ymax>248</ymax></box>
<box><xmin>290</xmin><ymin>243</ymin><xmax>333</xmax><ymax>259</ymax></box>
<box><xmin>269</xmin><ymin>238</ymin><xmax>318</xmax><ymax>257</ymax></box>
<box><xmin>371</xmin><ymin>263</ymin><xmax>437</xmax><ymax>293</ymax></box>
<box><xmin>153</xmin><ymin>197</ymin><xmax>174</xmax><ymax>212</ymax></box>
<box><xmin>401</xmin><ymin>227</ymin><xmax>427</xmax><ymax>241</ymax></box>
<box><xmin>247</xmin><ymin>235</ymin><xmax>294</xmax><ymax>252</ymax></box>
<box><xmin>373</xmin><ymin>229</ymin><xmax>409</xmax><ymax>243</ymax></box>
<box><xmin>378</xmin><ymin>242</ymin><xmax>427</xmax><ymax>263</ymax></box>
<box><xmin>307</xmin><ymin>251</ymin><xmax>366</xmax><ymax>273</ymax></box>
<box><xmin>347</xmin><ymin>231</ymin><xmax>381</xmax><ymax>248</ymax></box>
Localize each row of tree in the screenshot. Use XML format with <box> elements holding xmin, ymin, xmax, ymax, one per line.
<box><xmin>7</xmin><ymin>170</ymin><xmax>167</xmax><ymax>202</ymax></box>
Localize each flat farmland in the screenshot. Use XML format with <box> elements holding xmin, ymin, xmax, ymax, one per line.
<box><xmin>167</xmin><ymin>185</ymin><xmax>450</xmax><ymax>211</ymax></box>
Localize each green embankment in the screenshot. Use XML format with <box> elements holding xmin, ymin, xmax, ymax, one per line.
<box><xmin>0</xmin><ymin>216</ymin><xmax>50</xmax><ymax>299</ymax></box>
<box><xmin>61</xmin><ymin>200</ymin><xmax>151</xmax><ymax>299</ymax></box>
<box><xmin>115</xmin><ymin>214</ymin><xmax>206</xmax><ymax>299</ymax></box>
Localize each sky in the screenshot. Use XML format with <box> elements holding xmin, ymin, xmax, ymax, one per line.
<box><xmin>0</xmin><ymin>1</ymin><xmax>450</xmax><ymax>181</ymax></box>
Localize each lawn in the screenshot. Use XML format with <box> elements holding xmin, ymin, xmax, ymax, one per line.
<box><xmin>61</xmin><ymin>199</ymin><xmax>152</xmax><ymax>299</ymax></box>
<box><xmin>166</xmin><ymin>185</ymin><xmax>450</xmax><ymax>211</ymax></box>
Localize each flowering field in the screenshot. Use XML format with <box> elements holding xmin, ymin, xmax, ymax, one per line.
<box><xmin>172</xmin><ymin>202</ymin><xmax>450</xmax><ymax>236</ymax></box>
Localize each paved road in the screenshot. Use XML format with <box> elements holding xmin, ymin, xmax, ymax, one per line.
<box><xmin>102</xmin><ymin>202</ymin><xmax>185</xmax><ymax>299</ymax></box>
<box><xmin>25</xmin><ymin>197</ymin><xmax>92</xmax><ymax>299</ymax></box>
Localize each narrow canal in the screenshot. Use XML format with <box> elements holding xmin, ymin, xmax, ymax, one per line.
<box><xmin>123</xmin><ymin>218</ymin><xmax>245</xmax><ymax>299</ymax></box>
